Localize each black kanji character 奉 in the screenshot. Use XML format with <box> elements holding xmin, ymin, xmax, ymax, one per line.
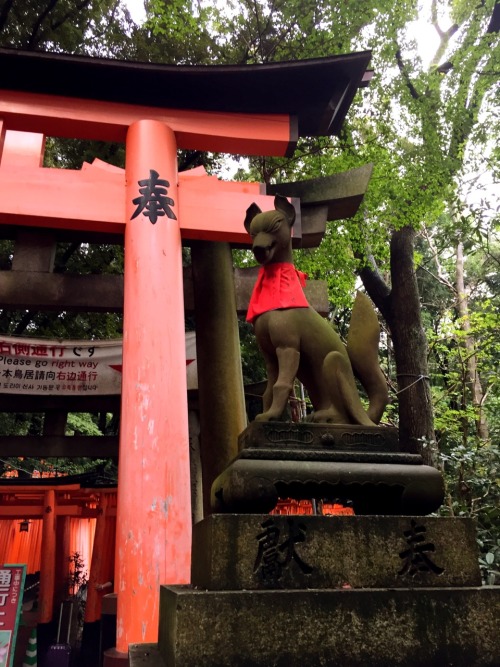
<box><xmin>398</xmin><ymin>519</ymin><xmax>444</xmax><ymax>577</ymax></box>
<box><xmin>131</xmin><ymin>169</ymin><xmax>177</xmax><ymax>224</ymax></box>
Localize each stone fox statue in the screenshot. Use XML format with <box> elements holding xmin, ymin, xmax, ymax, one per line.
<box><xmin>244</xmin><ymin>195</ymin><xmax>388</xmax><ymax>425</ymax></box>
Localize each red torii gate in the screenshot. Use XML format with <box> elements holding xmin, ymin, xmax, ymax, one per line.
<box><xmin>0</xmin><ymin>47</ymin><xmax>371</xmax><ymax>657</ymax></box>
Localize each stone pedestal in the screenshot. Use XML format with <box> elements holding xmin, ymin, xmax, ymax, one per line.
<box><xmin>129</xmin><ymin>514</ymin><xmax>500</xmax><ymax>667</ymax></box>
<box><xmin>211</xmin><ymin>422</ymin><xmax>444</xmax><ymax>514</ymax></box>
<box><xmin>128</xmin><ymin>425</ymin><xmax>499</xmax><ymax>667</ymax></box>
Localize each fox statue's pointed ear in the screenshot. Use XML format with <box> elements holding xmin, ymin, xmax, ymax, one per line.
<box><xmin>244</xmin><ymin>203</ymin><xmax>262</xmax><ymax>234</ymax></box>
<box><xmin>274</xmin><ymin>194</ymin><xmax>296</xmax><ymax>227</ymax></box>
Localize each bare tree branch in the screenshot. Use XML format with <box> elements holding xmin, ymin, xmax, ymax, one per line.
<box><xmin>358</xmin><ymin>253</ymin><xmax>392</xmax><ymax>322</ymax></box>
<box><xmin>49</xmin><ymin>0</ymin><xmax>92</xmax><ymax>34</ymax></box>
<box><xmin>420</xmin><ymin>227</ymin><xmax>456</xmax><ymax>292</ymax></box>
<box><xmin>27</xmin><ymin>0</ymin><xmax>59</xmax><ymax>49</ymax></box>
<box><xmin>395</xmin><ymin>46</ymin><xmax>420</xmax><ymax>100</ymax></box>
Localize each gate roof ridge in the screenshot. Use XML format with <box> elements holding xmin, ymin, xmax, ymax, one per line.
<box><xmin>0</xmin><ymin>47</ymin><xmax>372</xmax><ymax>138</ymax></box>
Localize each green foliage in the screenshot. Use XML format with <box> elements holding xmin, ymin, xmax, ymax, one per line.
<box><xmin>439</xmin><ymin>439</ymin><xmax>500</xmax><ymax>584</ymax></box>
<box><xmin>0</xmin><ymin>240</ymin><xmax>13</xmax><ymax>271</ymax></box>
<box><xmin>0</xmin><ymin>409</ymin><xmax>114</xmax><ymax>480</ymax></box>
<box><xmin>238</xmin><ymin>320</ymin><xmax>266</xmax><ymax>384</ymax></box>
<box><xmin>140</xmin><ymin>0</ymin><xmax>219</xmax><ymax>63</ymax></box>
<box><xmin>66</xmin><ymin>413</ymin><xmax>104</xmax><ymax>436</ymax></box>
<box><xmin>294</xmin><ymin>231</ymin><xmax>359</xmax><ymax>311</ymax></box>
<box><xmin>421</xmin><ymin>223</ymin><xmax>500</xmax><ymax>581</ymax></box>
<box><xmin>44</xmin><ymin>138</ymin><xmax>126</xmax><ymax>171</ymax></box>
<box><xmin>0</xmin><ymin>0</ymin><xmax>136</xmax><ymax>55</ymax></box>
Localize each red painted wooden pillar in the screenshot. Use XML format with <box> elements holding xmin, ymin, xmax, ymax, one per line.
<box><xmin>38</xmin><ymin>489</ymin><xmax>56</xmax><ymax>623</ymax></box>
<box><xmin>115</xmin><ymin>120</ymin><xmax>191</xmax><ymax>653</ymax></box>
<box><xmin>85</xmin><ymin>493</ymin><xmax>109</xmax><ymax>623</ymax></box>
<box><xmin>54</xmin><ymin>515</ymin><xmax>71</xmax><ymax>608</ymax></box>
<box><xmin>0</xmin><ymin>121</ymin><xmax>5</xmax><ymax>158</ymax></box>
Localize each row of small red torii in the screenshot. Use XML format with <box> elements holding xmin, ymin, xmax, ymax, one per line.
<box><xmin>0</xmin><ymin>90</ymin><xmax>296</xmax><ymax>653</ymax></box>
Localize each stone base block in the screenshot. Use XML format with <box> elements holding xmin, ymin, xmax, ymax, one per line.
<box><xmin>192</xmin><ymin>514</ymin><xmax>481</xmax><ymax>590</ymax></box>
<box><xmin>129</xmin><ymin>644</ymin><xmax>165</xmax><ymax>667</ymax></box>
<box><xmin>159</xmin><ymin>586</ymin><xmax>500</xmax><ymax>667</ymax></box>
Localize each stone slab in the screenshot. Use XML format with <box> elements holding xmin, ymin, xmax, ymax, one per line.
<box><xmin>159</xmin><ymin>585</ymin><xmax>500</xmax><ymax>667</ymax></box>
<box><xmin>211</xmin><ymin>457</ymin><xmax>444</xmax><ymax>514</ymax></box>
<box><xmin>129</xmin><ymin>644</ymin><xmax>165</xmax><ymax>667</ymax></box>
<box><xmin>238</xmin><ymin>421</ymin><xmax>400</xmax><ymax>453</ymax></box>
<box><xmin>238</xmin><ymin>448</ymin><xmax>422</xmax><ymax>463</ymax></box>
<box><xmin>192</xmin><ymin>515</ymin><xmax>481</xmax><ymax>590</ymax></box>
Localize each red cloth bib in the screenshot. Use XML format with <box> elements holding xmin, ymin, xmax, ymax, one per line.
<box><xmin>246</xmin><ymin>262</ymin><xmax>309</xmax><ymax>324</ymax></box>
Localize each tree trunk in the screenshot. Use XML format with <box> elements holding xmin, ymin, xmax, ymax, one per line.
<box><xmin>455</xmin><ymin>240</ymin><xmax>489</xmax><ymax>441</ymax></box>
<box><xmin>389</xmin><ymin>227</ymin><xmax>436</xmax><ymax>465</ymax></box>
<box><xmin>360</xmin><ymin>226</ymin><xmax>436</xmax><ymax>466</ymax></box>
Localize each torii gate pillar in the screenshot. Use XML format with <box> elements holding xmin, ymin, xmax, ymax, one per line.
<box><xmin>115</xmin><ymin>120</ymin><xmax>191</xmax><ymax>652</ymax></box>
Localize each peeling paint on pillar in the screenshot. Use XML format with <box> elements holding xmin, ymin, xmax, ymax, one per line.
<box><xmin>115</xmin><ymin>120</ymin><xmax>192</xmax><ymax>652</ymax></box>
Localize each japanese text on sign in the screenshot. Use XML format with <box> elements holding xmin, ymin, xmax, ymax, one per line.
<box><xmin>0</xmin><ymin>333</ymin><xmax>198</xmax><ymax>395</ymax></box>
<box><xmin>0</xmin><ymin>337</ymin><xmax>122</xmax><ymax>396</ymax></box>
<box><xmin>0</xmin><ymin>565</ymin><xmax>26</xmax><ymax>667</ymax></box>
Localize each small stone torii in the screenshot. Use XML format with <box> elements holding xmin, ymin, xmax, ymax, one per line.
<box><xmin>0</xmin><ymin>47</ymin><xmax>372</xmax><ymax>659</ymax></box>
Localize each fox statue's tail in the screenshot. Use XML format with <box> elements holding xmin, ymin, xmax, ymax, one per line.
<box><xmin>346</xmin><ymin>292</ymin><xmax>388</xmax><ymax>424</ymax></box>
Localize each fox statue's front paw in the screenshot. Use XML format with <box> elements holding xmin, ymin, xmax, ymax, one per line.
<box><xmin>311</xmin><ymin>408</ymin><xmax>348</xmax><ymax>424</ymax></box>
<box><xmin>254</xmin><ymin>410</ymin><xmax>284</xmax><ymax>422</ymax></box>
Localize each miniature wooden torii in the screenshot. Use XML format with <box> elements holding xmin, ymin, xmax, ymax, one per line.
<box><xmin>0</xmin><ymin>48</ymin><xmax>372</xmax><ymax>658</ymax></box>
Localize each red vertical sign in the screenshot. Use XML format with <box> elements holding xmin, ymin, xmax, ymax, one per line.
<box><xmin>0</xmin><ymin>564</ymin><xmax>26</xmax><ymax>667</ymax></box>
